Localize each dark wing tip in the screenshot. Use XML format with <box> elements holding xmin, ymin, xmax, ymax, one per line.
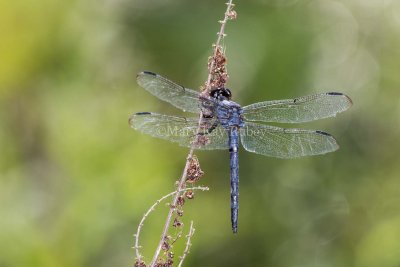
<box><xmin>136</xmin><ymin>71</ymin><xmax>157</xmax><ymax>80</ymax></box>
<box><xmin>142</xmin><ymin>71</ymin><xmax>157</xmax><ymax>76</ymax></box>
<box><xmin>128</xmin><ymin>112</ymin><xmax>152</xmax><ymax>127</ymax></box>
<box><xmin>345</xmin><ymin>94</ymin><xmax>353</xmax><ymax>106</ymax></box>
<box><xmin>327</xmin><ymin>92</ymin><xmax>343</xmax><ymax>96</ymax></box>
<box><xmin>327</xmin><ymin>92</ymin><xmax>353</xmax><ymax>107</ymax></box>
<box><xmin>315</xmin><ymin>130</ymin><xmax>332</xmax><ymax>136</ymax></box>
<box><xmin>315</xmin><ymin>130</ymin><xmax>340</xmax><ymax>152</ymax></box>
<box><xmin>315</xmin><ymin>130</ymin><xmax>339</xmax><ymax>154</ymax></box>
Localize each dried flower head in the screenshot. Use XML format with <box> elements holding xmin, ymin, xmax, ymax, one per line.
<box><xmin>177</xmin><ymin>196</ymin><xmax>185</xmax><ymax>206</ymax></box>
<box><xmin>154</xmin><ymin>259</ymin><xmax>165</xmax><ymax>267</ymax></box>
<box><xmin>173</xmin><ymin>218</ymin><xmax>183</xmax><ymax>228</ymax></box>
<box><xmin>134</xmin><ymin>260</ymin><xmax>146</xmax><ymax>267</ymax></box>
<box><xmin>186</xmin><ymin>156</ymin><xmax>204</xmax><ymax>183</ymax></box>
<box><xmin>185</xmin><ymin>190</ymin><xmax>195</xmax><ymax>200</ymax></box>
<box><xmin>207</xmin><ymin>46</ymin><xmax>229</xmax><ymax>90</ymax></box>
<box><xmin>227</xmin><ymin>9</ymin><xmax>237</xmax><ymax>20</ymax></box>
<box><xmin>161</xmin><ymin>236</ymin><xmax>171</xmax><ymax>251</ymax></box>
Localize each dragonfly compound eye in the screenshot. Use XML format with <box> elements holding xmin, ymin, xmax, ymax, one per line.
<box><xmin>210</xmin><ymin>88</ymin><xmax>232</xmax><ymax>100</ymax></box>
<box><xmin>223</xmin><ymin>88</ymin><xmax>232</xmax><ymax>99</ymax></box>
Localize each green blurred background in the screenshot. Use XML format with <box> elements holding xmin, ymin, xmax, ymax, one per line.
<box><xmin>1</xmin><ymin>0</ymin><xmax>400</xmax><ymax>266</ymax></box>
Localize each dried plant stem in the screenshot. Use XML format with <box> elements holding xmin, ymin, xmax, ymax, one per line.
<box><xmin>177</xmin><ymin>221</ymin><xmax>195</xmax><ymax>267</ymax></box>
<box><xmin>134</xmin><ymin>186</ymin><xmax>209</xmax><ymax>262</ymax></box>
<box><xmin>149</xmin><ymin>155</ymin><xmax>196</xmax><ymax>266</ymax></box>
<box><xmin>205</xmin><ymin>0</ymin><xmax>235</xmax><ymax>91</ymax></box>
<box><xmin>149</xmin><ymin>1</ymin><xmax>235</xmax><ymax>266</ymax></box>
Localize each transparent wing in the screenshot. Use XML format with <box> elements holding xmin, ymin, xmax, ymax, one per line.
<box><xmin>242</xmin><ymin>92</ymin><xmax>352</xmax><ymax>123</ymax></box>
<box><xmin>129</xmin><ymin>112</ymin><xmax>229</xmax><ymax>150</ymax></box>
<box><xmin>240</xmin><ymin>122</ymin><xmax>339</xmax><ymax>158</ymax></box>
<box><xmin>137</xmin><ymin>71</ymin><xmax>213</xmax><ymax>113</ymax></box>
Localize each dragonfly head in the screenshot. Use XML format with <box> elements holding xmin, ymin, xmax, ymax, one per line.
<box><xmin>210</xmin><ymin>88</ymin><xmax>232</xmax><ymax>101</ymax></box>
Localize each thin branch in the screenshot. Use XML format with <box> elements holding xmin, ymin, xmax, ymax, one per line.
<box><xmin>177</xmin><ymin>221</ymin><xmax>196</xmax><ymax>267</ymax></box>
<box><xmin>134</xmin><ymin>186</ymin><xmax>209</xmax><ymax>262</ymax></box>
<box><xmin>148</xmin><ymin>154</ymin><xmax>196</xmax><ymax>266</ymax></box>
<box><xmin>205</xmin><ymin>0</ymin><xmax>235</xmax><ymax>92</ymax></box>
<box><xmin>149</xmin><ymin>1</ymin><xmax>235</xmax><ymax>266</ymax></box>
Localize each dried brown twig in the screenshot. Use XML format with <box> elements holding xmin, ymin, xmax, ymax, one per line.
<box><xmin>138</xmin><ymin>1</ymin><xmax>236</xmax><ymax>266</ymax></box>
<box><xmin>134</xmin><ymin>187</ymin><xmax>209</xmax><ymax>265</ymax></box>
<box><xmin>177</xmin><ymin>221</ymin><xmax>195</xmax><ymax>267</ymax></box>
<box><xmin>204</xmin><ymin>1</ymin><xmax>236</xmax><ymax>93</ymax></box>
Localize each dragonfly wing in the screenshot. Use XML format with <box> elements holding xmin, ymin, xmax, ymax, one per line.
<box><xmin>129</xmin><ymin>112</ymin><xmax>229</xmax><ymax>150</ymax></box>
<box><xmin>240</xmin><ymin>122</ymin><xmax>339</xmax><ymax>158</ymax></box>
<box><xmin>137</xmin><ymin>71</ymin><xmax>208</xmax><ymax>113</ymax></box>
<box><xmin>242</xmin><ymin>92</ymin><xmax>352</xmax><ymax>123</ymax></box>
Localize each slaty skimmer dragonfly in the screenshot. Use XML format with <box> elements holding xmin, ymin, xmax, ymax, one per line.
<box><xmin>129</xmin><ymin>71</ymin><xmax>352</xmax><ymax>233</ymax></box>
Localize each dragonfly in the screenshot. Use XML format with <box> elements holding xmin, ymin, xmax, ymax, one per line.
<box><xmin>129</xmin><ymin>71</ymin><xmax>352</xmax><ymax>233</ymax></box>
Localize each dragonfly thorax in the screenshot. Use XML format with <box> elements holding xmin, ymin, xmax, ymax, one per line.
<box><xmin>216</xmin><ymin>99</ymin><xmax>244</xmax><ymax>129</ymax></box>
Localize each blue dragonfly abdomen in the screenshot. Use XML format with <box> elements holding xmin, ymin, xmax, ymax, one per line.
<box><xmin>215</xmin><ymin>98</ymin><xmax>245</xmax><ymax>233</ymax></box>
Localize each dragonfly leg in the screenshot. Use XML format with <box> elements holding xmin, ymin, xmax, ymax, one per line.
<box><xmin>197</xmin><ymin>120</ymin><xmax>219</xmax><ymax>136</ymax></box>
